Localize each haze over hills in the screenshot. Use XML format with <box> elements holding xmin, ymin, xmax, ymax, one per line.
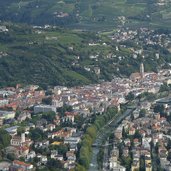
<box><xmin>1</xmin><ymin>0</ymin><xmax>171</xmax><ymax>30</ymax></box>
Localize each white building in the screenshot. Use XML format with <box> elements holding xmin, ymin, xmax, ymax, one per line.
<box><xmin>0</xmin><ymin>99</ymin><xmax>9</xmax><ymax>107</ymax></box>
<box><xmin>109</xmin><ymin>150</ymin><xmax>126</xmax><ymax>171</ymax></box>
<box><xmin>34</xmin><ymin>105</ymin><xmax>56</xmax><ymax>114</ymax></box>
<box><xmin>52</xmin><ymin>100</ymin><xmax>63</xmax><ymax>108</ymax></box>
<box><xmin>0</xmin><ymin>110</ymin><xmax>15</xmax><ymax>120</ymax></box>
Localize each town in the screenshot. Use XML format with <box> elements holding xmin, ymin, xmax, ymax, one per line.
<box><xmin>0</xmin><ymin>62</ymin><xmax>171</xmax><ymax>171</ymax></box>
<box><xmin>1</xmin><ymin>0</ymin><xmax>171</xmax><ymax>171</ymax></box>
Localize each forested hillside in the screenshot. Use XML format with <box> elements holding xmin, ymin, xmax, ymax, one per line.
<box><xmin>0</xmin><ymin>24</ymin><xmax>99</xmax><ymax>87</ymax></box>
<box><xmin>0</xmin><ymin>23</ymin><xmax>171</xmax><ymax>88</ymax></box>
<box><xmin>1</xmin><ymin>1</ymin><xmax>171</xmax><ymax>88</ymax></box>
<box><xmin>1</xmin><ymin>0</ymin><xmax>171</xmax><ymax>30</ymax></box>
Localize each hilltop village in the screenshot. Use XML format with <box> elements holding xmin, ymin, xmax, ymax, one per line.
<box><xmin>0</xmin><ymin>63</ymin><xmax>171</xmax><ymax>170</ymax></box>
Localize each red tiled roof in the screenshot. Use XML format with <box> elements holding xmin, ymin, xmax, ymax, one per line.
<box><xmin>13</xmin><ymin>160</ymin><xmax>32</xmax><ymax>167</ymax></box>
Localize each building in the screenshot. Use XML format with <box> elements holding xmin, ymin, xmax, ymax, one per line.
<box><xmin>0</xmin><ymin>118</ymin><xmax>3</xmax><ymax>127</ymax></box>
<box><xmin>114</xmin><ymin>127</ymin><xmax>123</xmax><ymax>139</ymax></box>
<box><xmin>140</xmin><ymin>63</ymin><xmax>145</xmax><ymax>78</ymax></box>
<box><xmin>34</xmin><ymin>105</ymin><xmax>56</xmax><ymax>114</ymax></box>
<box><xmin>64</xmin><ymin>136</ymin><xmax>81</xmax><ymax>145</ymax></box>
<box><xmin>66</xmin><ymin>151</ymin><xmax>76</xmax><ymax>163</ymax></box>
<box><xmin>10</xmin><ymin>160</ymin><xmax>33</xmax><ymax>171</ymax></box>
<box><xmin>146</xmin><ymin>164</ymin><xmax>152</xmax><ymax>171</ymax></box>
<box><xmin>131</xmin><ymin>160</ymin><xmax>140</xmax><ymax>171</ymax></box>
<box><xmin>0</xmin><ymin>90</ymin><xmax>15</xmax><ymax>98</ymax></box>
<box><xmin>130</xmin><ymin>63</ymin><xmax>145</xmax><ymax>81</ymax></box>
<box><xmin>0</xmin><ymin>99</ymin><xmax>9</xmax><ymax>107</ymax></box>
<box><xmin>50</xmin><ymin>150</ymin><xmax>58</xmax><ymax>159</ymax></box>
<box><xmin>52</xmin><ymin>100</ymin><xmax>63</xmax><ymax>108</ymax></box>
<box><xmin>0</xmin><ymin>161</ymin><xmax>11</xmax><ymax>171</ymax></box>
<box><xmin>17</xmin><ymin>112</ymin><xmax>31</xmax><ymax>122</ymax></box>
<box><xmin>11</xmin><ymin>133</ymin><xmax>32</xmax><ymax>147</ymax></box>
<box><xmin>0</xmin><ymin>110</ymin><xmax>15</xmax><ymax>120</ymax></box>
<box><xmin>0</xmin><ymin>26</ymin><xmax>8</xmax><ymax>32</ymax></box>
<box><xmin>109</xmin><ymin>150</ymin><xmax>126</xmax><ymax>171</ymax></box>
<box><xmin>26</xmin><ymin>151</ymin><xmax>36</xmax><ymax>161</ymax></box>
<box><xmin>130</xmin><ymin>72</ymin><xmax>142</xmax><ymax>82</ymax></box>
<box><xmin>5</xmin><ymin>126</ymin><xmax>19</xmax><ymax>136</ymax></box>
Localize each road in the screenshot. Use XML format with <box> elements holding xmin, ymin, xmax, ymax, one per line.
<box><xmin>89</xmin><ymin>108</ymin><xmax>135</xmax><ymax>171</ymax></box>
<box><xmin>103</xmin><ymin>142</ymin><xmax>109</xmax><ymax>171</ymax></box>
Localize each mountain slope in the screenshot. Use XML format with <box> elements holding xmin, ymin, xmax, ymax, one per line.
<box><xmin>0</xmin><ymin>23</ymin><xmax>171</xmax><ymax>88</ymax></box>
<box><xmin>0</xmin><ymin>24</ymin><xmax>99</xmax><ymax>87</ymax></box>
<box><xmin>1</xmin><ymin>0</ymin><xmax>171</xmax><ymax>30</ymax></box>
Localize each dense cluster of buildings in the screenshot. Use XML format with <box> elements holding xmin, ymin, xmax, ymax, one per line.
<box><xmin>112</xmin><ymin>97</ymin><xmax>171</xmax><ymax>170</ymax></box>
<box><xmin>0</xmin><ymin>65</ymin><xmax>171</xmax><ymax>170</ymax></box>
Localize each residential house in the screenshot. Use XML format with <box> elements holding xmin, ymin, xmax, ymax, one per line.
<box><xmin>11</xmin><ymin>133</ymin><xmax>32</xmax><ymax>147</ymax></box>
<box><xmin>10</xmin><ymin>160</ymin><xmax>33</xmax><ymax>171</ymax></box>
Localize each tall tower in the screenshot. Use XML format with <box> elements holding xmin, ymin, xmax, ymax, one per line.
<box><xmin>21</xmin><ymin>133</ymin><xmax>26</xmax><ymax>143</ymax></box>
<box><xmin>140</xmin><ymin>63</ymin><xmax>144</xmax><ymax>78</ymax></box>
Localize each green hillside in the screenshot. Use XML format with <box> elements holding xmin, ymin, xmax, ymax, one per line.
<box><xmin>1</xmin><ymin>0</ymin><xmax>171</xmax><ymax>30</ymax></box>
<box><xmin>0</xmin><ymin>24</ymin><xmax>98</xmax><ymax>87</ymax></box>
<box><xmin>0</xmin><ymin>23</ymin><xmax>170</xmax><ymax>88</ymax></box>
<box><xmin>0</xmin><ymin>23</ymin><xmax>123</xmax><ymax>88</ymax></box>
<box><xmin>1</xmin><ymin>1</ymin><xmax>171</xmax><ymax>88</ymax></box>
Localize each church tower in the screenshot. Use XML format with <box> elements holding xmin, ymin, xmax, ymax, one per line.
<box><xmin>140</xmin><ymin>63</ymin><xmax>144</xmax><ymax>78</ymax></box>
<box><xmin>21</xmin><ymin>133</ymin><xmax>26</xmax><ymax>143</ymax></box>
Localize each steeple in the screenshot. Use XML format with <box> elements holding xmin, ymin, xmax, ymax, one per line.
<box><xmin>140</xmin><ymin>63</ymin><xmax>144</xmax><ymax>78</ymax></box>
<box><xmin>21</xmin><ymin>133</ymin><xmax>25</xmax><ymax>143</ymax></box>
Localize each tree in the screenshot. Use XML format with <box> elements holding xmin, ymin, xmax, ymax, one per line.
<box><xmin>7</xmin><ymin>153</ymin><xmax>16</xmax><ymax>161</ymax></box>
<box><xmin>159</xmin><ymin>83</ymin><xmax>170</xmax><ymax>92</ymax></box>
<box><xmin>130</xmin><ymin>113</ymin><xmax>134</xmax><ymax>121</ymax></box>
<box><xmin>0</xmin><ymin>150</ymin><xmax>3</xmax><ymax>160</ymax></box>
<box><xmin>139</xmin><ymin>109</ymin><xmax>146</xmax><ymax>118</ymax></box>
<box><xmin>155</xmin><ymin>142</ymin><xmax>159</xmax><ymax>153</ymax></box>
<box><xmin>29</xmin><ymin>128</ymin><xmax>45</xmax><ymax>141</ymax></box>
<box><xmin>42</xmin><ymin>111</ymin><xmax>56</xmax><ymax>123</ymax></box>
<box><xmin>154</xmin><ymin>104</ymin><xmax>165</xmax><ymax>115</ymax></box>
<box><xmin>168</xmin><ymin>152</ymin><xmax>171</xmax><ymax>161</ymax></box>
<box><xmin>140</xmin><ymin>156</ymin><xmax>145</xmax><ymax>171</ymax></box>
<box><xmin>121</xmin><ymin>156</ymin><xmax>132</xmax><ymax>170</ymax></box>
<box><xmin>167</xmin><ymin>113</ymin><xmax>171</xmax><ymax>122</ymax></box>
<box><xmin>77</xmin><ymin>107</ymin><xmax>118</xmax><ymax>169</ymax></box>
<box><xmin>46</xmin><ymin>159</ymin><xmax>63</xmax><ymax>170</ymax></box>
<box><xmin>126</xmin><ymin>92</ymin><xmax>135</xmax><ymax>101</ymax></box>
<box><xmin>74</xmin><ymin>164</ymin><xmax>86</xmax><ymax>171</ymax></box>
<box><xmin>97</xmin><ymin>147</ymin><xmax>104</xmax><ymax>169</ymax></box>
<box><xmin>145</xmin><ymin>92</ymin><xmax>156</xmax><ymax>101</ymax></box>
<box><xmin>134</xmin><ymin>130</ymin><xmax>141</xmax><ymax>139</ymax></box>
<box><xmin>57</xmin><ymin>105</ymin><xmax>73</xmax><ymax>117</ymax></box>
<box><xmin>42</xmin><ymin>97</ymin><xmax>52</xmax><ymax>105</ymax></box>
<box><xmin>57</xmin><ymin>144</ymin><xmax>69</xmax><ymax>156</ymax></box>
<box><xmin>137</xmin><ymin>92</ymin><xmax>156</xmax><ymax>102</ymax></box>
<box><xmin>15</xmin><ymin>110</ymin><xmax>21</xmax><ymax>119</ymax></box>
<box><xmin>122</xmin><ymin>127</ymin><xmax>127</xmax><ymax>138</ymax></box>
<box><xmin>150</xmin><ymin>141</ymin><xmax>154</xmax><ymax>152</ymax></box>
<box><xmin>167</xmin><ymin>139</ymin><xmax>171</xmax><ymax>150</ymax></box>
<box><xmin>17</xmin><ymin>127</ymin><xmax>25</xmax><ymax>135</ymax></box>
<box><xmin>0</xmin><ymin>129</ymin><xmax>11</xmax><ymax>148</ymax></box>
